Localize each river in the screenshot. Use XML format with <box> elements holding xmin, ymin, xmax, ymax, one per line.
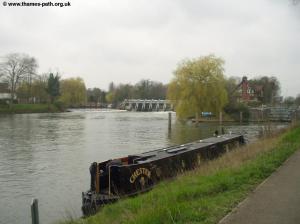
<box><xmin>0</xmin><ymin>110</ymin><xmax>288</xmax><ymax>224</ymax></box>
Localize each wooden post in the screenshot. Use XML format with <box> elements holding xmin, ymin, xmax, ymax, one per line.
<box><xmin>168</xmin><ymin>112</ymin><xmax>172</xmax><ymax>130</ymax></box>
<box><xmin>31</xmin><ymin>198</ymin><xmax>39</xmax><ymax>224</ymax></box>
<box><xmin>219</xmin><ymin>111</ymin><xmax>223</xmax><ymax>125</ymax></box>
<box><xmin>240</xmin><ymin>111</ymin><xmax>243</xmax><ymax>123</ymax></box>
<box><xmin>261</xmin><ymin>105</ymin><xmax>264</xmax><ymax>122</ymax></box>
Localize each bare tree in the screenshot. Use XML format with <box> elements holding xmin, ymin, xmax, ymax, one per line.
<box><xmin>0</xmin><ymin>53</ymin><xmax>38</xmax><ymax>105</ymax></box>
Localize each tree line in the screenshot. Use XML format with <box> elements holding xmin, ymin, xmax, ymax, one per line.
<box><xmin>1</xmin><ymin>53</ymin><xmax>299</xmax><ymax>117</ymax></box>
<box><xmin>104</xmin><ymin>80</ymin><xmax>167</xmax><ymax>107</ymax></box>
<box><xmin>87</xmin><ymin>80</ymin><xmax>167</xmax><ymax>107</ymax></box>
<box><xmin>0</xmin><ymin>53</ymin><xmax>87</xmax><ymax>108</ymax></box>
<box><xmin>0</xmin><ymin>53</ymin><xmax>167</xmax><ymax>109</ymax></box>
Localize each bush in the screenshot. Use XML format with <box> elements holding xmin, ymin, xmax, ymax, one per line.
<box><xmin>224</xmin><ymin>102</ymin><xmax>250</xmax><ymax>121</ymax></box>
<box><xmin>0</xmin><ymin>99</ymin><xmax>9</xmax><ymax>106</ymax></box>
<box><xmin>54</xmin><ymin>100</ymin><xmax>66</xmax><ymax>111</ymax></box>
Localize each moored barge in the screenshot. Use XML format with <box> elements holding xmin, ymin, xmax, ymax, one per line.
<box><xmin>82</xmin><ymin>133</ymin><xmax>245</xmax><ymax>215</ymax></box>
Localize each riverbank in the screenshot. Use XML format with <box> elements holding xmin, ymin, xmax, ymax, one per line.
<box><xmin>219</xmin><ymin>148</ymin><xmax>300</xmax><ymax>224</ymax></box>
<box><xmin>60</xmin><ymin>124</ymin><xmax>300</xmax><ymax>224</ymax></box>
<box><xmin>0</xmin><ymin>104</ymin><xmax>62</xmax><ymax>114</ymax></box>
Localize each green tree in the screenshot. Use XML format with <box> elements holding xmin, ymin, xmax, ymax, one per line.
<box><xmin>108</xmin><ymin>82</ymin><xmax>115</xmax><ymax>92</ymax></box>
<box><xmin>60</xmin><ymin>77</ymin><xmax>87</xmax><ymax>107</ymax></box>
<box><xmin>225</xmin><ymin>77</ymin><xmax>241</xmax><ymax>106</ymax></box>
<box><xmin>295</xmin><ymin>94</ymin><xmax>300</xmax><ymax>106</ymax></box>
<box><xmin>105</xmin><ymin>91</ymin><xmax>115</xmax><ymax>104</ymax></box>
<box><xmin>114</xmin><ymin>84</ymin><xmax>134</xmax><ymax>102</ymax></box>
<box><xmin>106</xmin><ymin>82</ymin><xmax>117</xmax><ymax>106</ymax></box>
<box><xmin>249</xmin><ymin>76</ymin><xmax>280</xmax><ymax>105</ymax></box>
<box><xmin>47</xmin><ymin>73</ymin><xmax>60</xmax><ymax>103</ymax></box>
<box><xmin>134</xmin><ymin>79</ymin><xmax>150</xmax><ymax>99</ymax></box>
<box><xmin>283</xmin><ymin>96</ymin><xmax>295</xmax><ymax>107</ymax></box>
<box><xmin>133</xmin><ymin>79</ymin><xmax>167</xmax><ymax>99</ymax></box>
<box><xmin>16</xmin><ymin>82</ymin><xmax>31</xmax><ymax>103</ymax></box>
<box><xmin>105</xmin><ymin>79</ymin><xmax>167</xmax><ymax>108</ymax></box>
<box><xmin>105</xmin><ymin>84</ymin><xmax>133</xmax><ymax>106</ymax></box>
<box><xmin>17</xmin><ymin>74</ymin><xmax>48</xmax><ymax>103</ymax></box>
<box><xmin>87</xmin><ymin>88</ymin><xmax>101</xmax><ymax>103</ymax></box>
<box><xmin>32</xmin><ymin>74</ymin><xmax>48</xmax><ymax>103</ymax></box>
<box><xmin>87</xmin><ymin>88</ymin><xmax>107</xmax><ymax>104</ymax></box>
<box><xmin>167</xmin><ymin>55</ymin><xmax>228</xmax><ymax>119</ymax></box>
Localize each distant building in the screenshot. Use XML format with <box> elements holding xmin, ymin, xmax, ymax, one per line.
<box><xmin>237</xmin><ymin>76</ymin><xmax>263</xmax><ymax>102</ymax></box>
<box><xmin>0</xmin><ymin>83</ymin><xmax>10</xmax><ymax>100</ymax></box>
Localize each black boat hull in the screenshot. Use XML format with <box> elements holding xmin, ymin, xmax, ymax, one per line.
<box><xmin>82</xmin><ymin>134</ymin><xmax>244</xmax><ymax>215</ymax></box>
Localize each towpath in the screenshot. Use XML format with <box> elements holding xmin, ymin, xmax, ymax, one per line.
<box><xmin>219</xmin><ymin>150</ymin><xmax>300</xmax><ymax>224</ymax></box>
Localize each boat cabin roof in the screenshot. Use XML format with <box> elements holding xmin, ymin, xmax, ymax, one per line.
<box><xmin>130</xmin><ymin>134</ymin><xmax>243</xmax><ymax>164</ymax></box>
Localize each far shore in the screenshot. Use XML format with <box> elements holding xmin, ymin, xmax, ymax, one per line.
<box><xmin>0</xmin><ymin>104</ymin><xmax>62</xmax><ymax>114</ymax></box>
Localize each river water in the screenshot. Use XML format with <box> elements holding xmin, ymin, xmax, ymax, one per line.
<box><xmin>0</xmin><ymin>110</ymin><xmax>288</xmax><ymax>224</ymax></box>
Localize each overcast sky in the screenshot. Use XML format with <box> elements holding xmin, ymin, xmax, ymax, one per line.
<box><xmin>0</xmin><ymin>0</ymin><xmax>299</xmax><ymax>96</ymax></box>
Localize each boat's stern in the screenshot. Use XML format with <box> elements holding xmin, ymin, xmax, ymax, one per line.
<box><xmin>82</xmin><ymin>190</ymin><xmax>120</xmax><ymax>216</ymax></box>
<box><xmin>82</xmin><ymin>191</ymin><xmax>93</xmax><ymax>216</ymax></box>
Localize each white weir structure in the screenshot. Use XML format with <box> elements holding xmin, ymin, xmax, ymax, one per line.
<box><xmin>120</xmin><ymin>99</ymin><xmax>173</xmax><ymax>111</ymax></box>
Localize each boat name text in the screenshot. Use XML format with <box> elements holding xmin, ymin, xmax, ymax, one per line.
<box><xmin>130</xmin><ymin>168</ymin><xmax>151</xmax><ymax>183</ymax></box>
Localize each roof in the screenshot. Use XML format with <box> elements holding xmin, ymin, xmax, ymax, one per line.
<box><xmin>132</xmin><ymin>134</ymin><xmax>243</xmax><ymax>164</ymax></box>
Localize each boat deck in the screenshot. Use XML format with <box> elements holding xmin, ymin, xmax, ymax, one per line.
<box><xmin>132</xmin><ymin>134</ymin><xmax>242</xmax><ymax>164</ymax></box>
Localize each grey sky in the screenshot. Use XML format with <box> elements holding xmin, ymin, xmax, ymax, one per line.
<box><xmin>0</xmin><ymin>0</ymin><xmax>299</xmax><ymax>96</ymax></box>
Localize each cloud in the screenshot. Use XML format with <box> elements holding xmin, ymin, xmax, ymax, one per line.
<box><xmin>0</xmin><ymin>0</ymin><xmax>299</xmax><ymax>96</ymax></box>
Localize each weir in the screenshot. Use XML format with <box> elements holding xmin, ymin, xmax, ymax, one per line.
<box><xmin>119</xmin><ymin>99</ymin><xmax>173</xmax><ymax>111</ymax></box>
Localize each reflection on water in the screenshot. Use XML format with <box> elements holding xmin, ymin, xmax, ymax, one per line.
<box><xmin>0</xmin><ymin>110</ymin><xmax>288</xmax><ymax>224</ymax></box>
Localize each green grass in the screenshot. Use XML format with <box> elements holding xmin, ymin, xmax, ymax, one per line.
<box><xmin>0</xmin><ymin>104</ymin><xmax>61</xmax><ymax>114</ymax></box>
<box><xmin>61</xmin><ymin>125</ymin><xmax>300</xmax><ymax>224</ymax></box>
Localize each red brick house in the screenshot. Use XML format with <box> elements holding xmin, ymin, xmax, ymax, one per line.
<box><xmin>237</xmin><ymin>77</ymin><xmax>263</xmax><ymax>102</ymax></box>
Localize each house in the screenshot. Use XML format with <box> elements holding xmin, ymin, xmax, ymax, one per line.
<box><xmin>0</xmin><ymin>83</ymin><xmax>10</xmax><ymax>100</ymax></box>
<box><xmin>237</xmin><ymin>76</ymin><xmax>263</xmax><ymax>102</ymax></box>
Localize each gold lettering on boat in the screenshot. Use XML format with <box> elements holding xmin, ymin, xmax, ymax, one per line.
<box><xmin>130</xmin><ymin>168</ymin><xmax>151</xmax><ymax>183</ymax></box>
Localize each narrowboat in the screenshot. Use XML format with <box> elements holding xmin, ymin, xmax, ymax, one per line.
<box><xmin>82</xmin><ymin>133</ymin><xmax>245</xmax><ymax>215</ymax></box>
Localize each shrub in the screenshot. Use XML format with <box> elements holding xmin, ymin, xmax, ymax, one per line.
<box><xmin>224</xmin><ymin>102</ymin><xmax>250</xmax><ymax>121</ymax></box>
<box><xmin>54</xmin><ymin>100</ymin><xmax>66</xmax><ymax>111</ymax></box>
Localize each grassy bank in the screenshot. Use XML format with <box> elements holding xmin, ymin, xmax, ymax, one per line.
<box><xmin>62</xmin><ymin>125</ymin><xmax>300</xmax><ymax>224</ymax></box>
<box><xmin>0</xmin><ymin>104</ymin><xmax>62</xmax><ymax>114</ymax></box>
